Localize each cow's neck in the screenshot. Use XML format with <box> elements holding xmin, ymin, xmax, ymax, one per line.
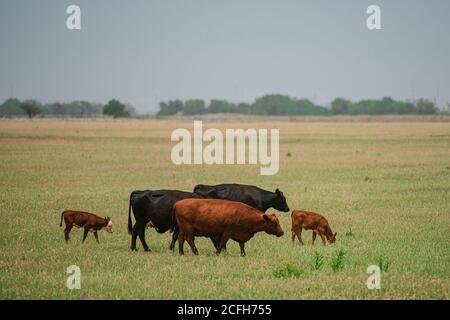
<box><xmin>253</xmin><ymin>216</ymin><xmax>269</xmax><ymax>234</ymax></box>
<box><xmin>99</xmin><ymin>219</ymin><xmax>107</xmax><ymax>228</ymax></box>
<box><xmin>260</xmin><ymin>200</ymin><xmax>275</xmax><ymax>213</ymax></box>
<box><xmin>324</xmin><ymin>225</ymin><xmax>333</xmax><ymax>238</ymax></box>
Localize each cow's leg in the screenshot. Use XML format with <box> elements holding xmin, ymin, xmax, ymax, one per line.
<box><xmin>137</xmin><ymin>224</ymin><xmax>150</xmax><ymax>252</ymax></box>
<box><xmin>64</xmin><ymin>224</ymin><xmax>73</xmax><ymax>244</ymax></box>
<box><xmin>312</xmin><ymin>230</ymin><xmax>317</xmax><ymax>245</ymax></box>
<box><xmin>216</xmin><ymin>234</ymin><xmax>229</xmax><ymax>255</ymax></box>
<box><xmin>178</xmin><ymin>229</ymin><xmax>185</xmax><ymax>255</ymax></box>
<box><xmin>210</xmin><ymin>235</ymin><xmax>222</xmax><ymax>252</ymax></box>
<box><xmin>291</xmin><ymin>223</ymin><xmax>298</xmax><ymax>244</ymax></box>
<box><xmin>93</xmin><ymin>231</ymin><xmax>99</xmax><ymax>244</ymax></box>
<box><xmin>318</xmin><ymin>229</ymin><xmax>326</xmax><ymax>246</ymax></box>
<box><xmin>170</xmin><ymin>225</ymin><xmax>179</xmax><ymax>251</ymax></box>
<box><xmin>239</xmin><ymin>242</ymin><xmax>246</xmax><ymax>257</ymax></box>
<box><xmin>130</xmin><ymin>224</ymin><xmax>139</xmax><ymax>251</ymax></box>
<box><xmin>296</xmin><ymin>228</ymin><xmax>304</xmax><ymax>245</ymax></box>
<box><xmin>185</xmin><ymin>234</ymin><xmax>198</xmax><ymax>255</ymax></box>
<box><xmin>222</xmin><ymin>237</ymin><xmax>227</xmax><ymax>252</ymax></box>
<box><xmin>181</xmin><ymin>224</ymin><xmax>197</xmax><ymax>255</ymax></box>
<box><xmin>213</xmin><ymin>235</ymin><xmax>227</xmax><ymax>252</ymax></box>
<box><xmin>132</xmin><ymin>221</ymin><xmax>150</xmax><ymax>251</ymax></box>
<box><xmin>82</xmin><ymin>228</ymin><xmax>89</xmax><ymax>243</ymax></box>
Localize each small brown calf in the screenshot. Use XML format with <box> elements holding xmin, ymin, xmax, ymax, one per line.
<box><xmin>291</xmin><ymin>210</ymin><xmax>336</xmax><ymax>245</ymax></box>
<box><xmin>59</xmin><ymin>210</ymin><xmax>113</xmax><ymax>244</ymax></box>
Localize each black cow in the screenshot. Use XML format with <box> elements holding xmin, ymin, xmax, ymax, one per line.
<box><xmin>193</xmin><ymin>183</ymin><xmax>290</xmax><ymax>213</ymax></box>
<box><xmin>127</xmin><ymin>189</ymin><xmax>220</xmax><ymax>252</ymax></box>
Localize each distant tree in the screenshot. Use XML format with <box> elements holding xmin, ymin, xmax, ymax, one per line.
<box><xmin>349</xmin><ymin>100</ymin><xmax>370</xmax><ymax>115</ymax></box>
<box><xmin>124</xmin><ymin>103</ymin><xmax>137</xmax><ymax>117</ymax></box>
<box><xmin>331</xmin><ymin>98</ymin><xmax>351</xmax><ymax>115</ymax></box>
<box><xmin>103</xmin><ymin>99</ymin><xmax>130</xmax><ymax>118</ymax></box>
<box><xmin>42</xmin><ymin>101</ymin><xmax>103</xmax><ymax>117</ymax></box>
<box><xmin>236</xmin><ymin>102</ymin><xmax>251</xmax><ymax>114</ymax></box>
<box><xmin>44</xmin><ymin>102</ymin><xmax>69</xmax><ymax>116</ymax></box>
<box><xmin>183</xmin><ymin>99</ymin><xmax>206</xmax><ymax>115</ymax></box>
<box><xmin>292</xmin><ymin>99</ymin><xmax>330</xmax><ymax>115</ymax></box>
<box><xmin>416</xmin><ymin>98</ymin><xmax>438</xmax><ymax>115</ymax></box>
<box><xmin>345</xmin><ymin>97</ymin><xmax>418</xmax><ymax>115</ymax></box>
<box><xmin>392</xmin><ymin>100</ymin><xmax>416</xmax><ymax>114</ymax></box>
<box><xmin>252</xmin><ymin>94</ymin><xmax>292</xmax><ymax>115</ymax></box>
<box><xmin>0</xmin><ymin>98</ymin><xmax>24</xmax><ymax>117</ymax></box>
<box><xmin>19</xmin><ymin>100</ymin><xmax>42</xmax><ymax>119</ymax></box>
<box><xmin>157</xmin><ymin>99</ymin><xmax>183</xmax><ymax>116</ymax></box>
<box><xmin>251</xmin><ymin>94</ymin><xmax>329</xmax><ymax>116</ymax></box>
<box><xmin>207</xmin><ymin>99</ymin><xmax>236</xmax><ymax>113</ymax></box>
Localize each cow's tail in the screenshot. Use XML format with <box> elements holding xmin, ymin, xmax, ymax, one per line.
<box><xmin>59</xmin><ymin>211</ymin><xmax>64</xmax><ymax>227</ymax></box>
<box><xmin>170</xmin><ymin>205</ymin><xmax>177</xmax><ymax>233</ymax></box>
<box><xmin>127</xmin><ymin>192</ymin><xmax>135</xmax><ymax>235</ymax></box>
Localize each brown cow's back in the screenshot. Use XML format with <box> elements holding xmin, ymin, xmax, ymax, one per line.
<box><xmin>63</xmin><ymin>210</ymin><xmax>105</xmax><ymax>227</ymax></box>
<box><xmin>291</xmin><ymin>210</ymin><xmax>329</xmax><ymax>230</ymax></box>
<box><xmin>175</xmin><ymin>199</ymin><xmax>264</xmax><ymax>237</ymax></box>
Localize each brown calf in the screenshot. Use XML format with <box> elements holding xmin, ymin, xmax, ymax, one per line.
<box><xmin>59</xmin><ymin>210</ymin><xmax>113</xmax><ymax>244</ymax></box>
<box><xmin>291</xmin><ymin>210</ymin><xmax>336</xmax><ymax>245</ymax></box>
<box><xmin>174</xmin><ymin>199</ymin><xmax>284</xmax><ymax>256</ymax></box>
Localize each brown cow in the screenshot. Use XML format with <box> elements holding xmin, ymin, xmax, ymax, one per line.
<box><xmin>291</xmin><ymin>210</ymin><xmax>336</xmax><ymax>245</ymax></box>
<box><xmin>59</xmin><ymin>210</ymin><xmax>113</xmax><ymax>244</ymax></box>
<box><xmin>174</xmin><ymin>199</ymin><xmax>284</xmax><ymax>256</ymax></box>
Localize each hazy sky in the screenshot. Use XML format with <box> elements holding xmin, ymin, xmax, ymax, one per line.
<box><xmin>1</xmin><ymin>0</ymin><xmax>449</xmax><ymax>113</ymax></box>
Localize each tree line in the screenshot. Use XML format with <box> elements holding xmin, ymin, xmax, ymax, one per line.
<box><xmin>158</xmin><ymin>95</ymin><xmax>444</xmax><ymax>116</ymax></box>
<box><xmin>0</xmin><ymin>95</ymin><xmax>446</xmax><ymax>118</ymax></box>
<box><xmin>0</xmin><ymin>98</ymin><xmax>136</xmax><ymax>118</ymax></box>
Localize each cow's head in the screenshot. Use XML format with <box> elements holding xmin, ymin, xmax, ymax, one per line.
<box><xmin>272</xmin><ymin>189</ymin><xmax>290</xmax><ymax>212</ymax></box>
<box><xmin>263</xmin><ymin>213</ymin><xmax>284</xmax><ymax>237</ymax></box>
<box><xmin>327</xmin><ymin>232</ymin><xmax>337</xmax><ymax>244</ymax></box>
<box><xmin>103</xmin><ymin>217</ymin><xmax>113</xmax><ymax>233</ymax></box>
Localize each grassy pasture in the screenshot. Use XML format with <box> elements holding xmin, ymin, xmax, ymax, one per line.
<box><xmin>0</xmin><ymin>119</ymin><xmax>449</xmax><ymax>299</ymax></box>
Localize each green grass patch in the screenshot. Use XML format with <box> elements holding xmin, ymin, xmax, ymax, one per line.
<box><xmin>273</xmin><ymin>264</ymin><xmax>305</xmax><ymax>279</ymax></box>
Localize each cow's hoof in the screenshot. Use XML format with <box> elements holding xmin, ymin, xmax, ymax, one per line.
<box><xmin>143</xmin><ymin>248</ymin><xmax>151</xmax><ymax>252</ymax></box>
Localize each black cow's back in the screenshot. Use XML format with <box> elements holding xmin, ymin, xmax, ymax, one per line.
<box><xmin>193</xmin><ymin>184</ymin><xmax>269</xmax><ymax>211</ymax></box>
<box><xmin>130</xmin><ymin>189</ymin><xmax>201</xmax><ymax>233</ymax></box>
<box><xmin>193</xmin><ymin>183</ymin><xmax>289</xmax><ymax>212</ymax></box>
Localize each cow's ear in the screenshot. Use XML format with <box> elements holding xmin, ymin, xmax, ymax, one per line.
<box><xmin>263</xmin><ymin>215</ymin><xmax>271</xmax><ymax>223</ymax></box>
<box><xmin>275</xmin><ymin>188</ymin><xmax>281</xmax><ymax>195</ymax></box>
